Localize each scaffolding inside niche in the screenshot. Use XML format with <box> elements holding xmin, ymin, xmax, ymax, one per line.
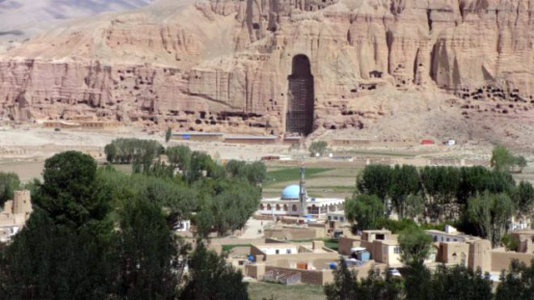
<box><xmin>286</xmin><ymin>55</ymin><xmax>315</xmax><ymax>136</ymax></box>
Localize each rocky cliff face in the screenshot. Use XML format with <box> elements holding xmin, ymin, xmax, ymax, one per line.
<box><xmin>0</xmin><ymin>0</ymin><xmax>533</xmax><ymax>138</ymax></box>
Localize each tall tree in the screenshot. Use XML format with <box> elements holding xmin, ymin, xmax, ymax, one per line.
<box><xmin>36</xmin><ymin>151</ymin><xmax>111</xmax><ymax>230</ymax></box>
<box><xmin>325</xmin><ymin>260</ymin><xmax>402</xmax><ymax>300</ymax></box>
<box><xmin>0</xmin><ymin>208</ymin><xmax>114</xmax><ymax>300</ymax></box>
<box><xmin>114</xmin><ymin>197</ymin><xmax>186</xmax><ymax>299</ymax></box>
<box><xmin>389</xmin><ymin>165</ymin><xmax>420</xmax><ymax>218</ymax></box>
<box><xmin>357</xmin><ymin>268</ymin><xmax>403</xmax><ymax>300</ymax></box>
<box><xmin>515</xmin><ymin>181</ymin><xmax>534</xmax><ymax>214</ymax></box>
<box><xmin>398</xmin><ymin>226</ymin><xmax>432</xmax><ymax>266</ymax></box>
<box><xmin>356</xmin><ymin>165</ymin><xmax>392</xmax><ymax>202</ymax></box>
<box><xmin>324</xmin><ymin>259</ymin><xmax>358</xmax><ymax>300</ymax></box>
<box><xmin>345</xmin><ymin>194</ymin><xmax>384</xmax><ymax>231</ymax></box>
<box><xmin>181</xmin><ymin>242</ymin><xmax>248</xmax><ymax>300</ymax></box>
<box><xmin>467</xmin><ymin>191</ymin><xmax>514</xmax><ymax>247</ymax></box>
<box><xmin>0</xmin><ymin>172</ymin><xmax>20</xmax><ymax>207</ymax></box>
<box><xmin>403</xmin><ymin>261</ymin><xmax>432</xmax><ymax>300</ymax></box>
<box><xmin>166</xmin><ymin>145</ymin><xmax>192</xmax><ymax>178</ymax></box>
<box><xmin>431</xmin><ymin>265</ymin><xmax>492</xmax><ymax>300</ymax></box>
<box><xmin>491</xmin><ymin>145</ymin><xmax>516</xmax><ymax>172</ymax></box>
<box><xmin>515</xmin><ymin>156</ymin><xmax>527</xmax><ymax>173</ymax></box>
<box><xmin>0</xmin><ymin>151</ymin><xmax>115</xmax><ymax>299</ymax></box>
<box><xmin>496</xmin><ymin>259</ymin><xmax>534</xmax><ymax>300</ymax></box>
<box><xmin>404</xmin><ymin>194</ymin><xmax>424</xmax><ymax>220</ymax></box>
<box><xmin>165</xmin><ymin>127</ymin><xmax>172</xmax><ymax>143</ymax></box>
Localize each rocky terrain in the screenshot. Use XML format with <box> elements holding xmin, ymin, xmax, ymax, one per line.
<box><xmin>0</xmin><ymin>0</ymin><xmax>153</xmax><ymax>51</ymax></box>
<box><xmin>0</xmin><ymin>0</ymin><xmax>533</xmax><ymax>147</ymax></box>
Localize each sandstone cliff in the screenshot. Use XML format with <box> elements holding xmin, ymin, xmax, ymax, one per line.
<box><xmin>0</xmin><ymin>0</ymin><xmax>533</xmax><ymax>143</ymax></box>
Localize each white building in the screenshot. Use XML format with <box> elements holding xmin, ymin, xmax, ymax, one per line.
<box><xmin>327</xmin><ymin>210</ymin><xmax>346</xmax><ymax>223</ymax></box>
<box><xmin>173</xmin><ymin>220</ymin><xmax>191</xmax><ymax>232</ymax></box>
<box><xmin>425</xmin><ymin>225</ymin><xmax>471</xmax><ymax>243</ymax></box>
<box><xmin>258</xmin><ymin>184</ymin><xmax>344</xmax><ymax>219</ymax></box>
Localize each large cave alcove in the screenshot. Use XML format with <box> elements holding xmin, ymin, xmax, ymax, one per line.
<box><xmin>286</xmin><ymin>54</ymin><xmax>315</xmax><ymax>136</ymax></box>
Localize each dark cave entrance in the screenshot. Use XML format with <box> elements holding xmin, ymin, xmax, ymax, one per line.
<box><xmin>286</xmin><ymin>54</ymin><xmax>315</xmax><ymax>136</ymax></box>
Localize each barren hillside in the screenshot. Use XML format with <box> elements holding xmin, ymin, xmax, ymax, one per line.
<box><xmin>0</xmin><ymin>0</ymin><xmax>153</xmax><ymax>51</ymax></box>
<box><xmin>0</xmin><ymin>0</ymin><xmax>533</xmax><ymax>148</ymax></box>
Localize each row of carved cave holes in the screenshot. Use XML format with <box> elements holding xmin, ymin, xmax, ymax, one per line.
<box><xmin>461</xmin><ymin>103</ymin><xmax>530</xmax><ymax>111</ymax></box>
<box><xmin>323</xmin><ymin>122</ymin><xmax>364</xmax><ymax>130</ymax></box>
<box><xmin>167</xmin><ymin>110</ymin><xmax>269</xmax><ymax>122</ymax></box>
<box><xmin>38</xmin><ymin>98</ymin><xmax>91</xmax><ymax>105</ymax></box>
<box><xmin>459</xmin><ymin>93</ymin><xmax>534</xmax><ymax>102</ymax></box>
<box><xmin>168</xmin><ymin>122</ymin><xmax>273</xmax><ymax>132</ymax></box>
<box><xmin>192</xmin><ymin>118</ymin><xmax>270</xmax><ymax>128</ymax></box>
<box><xmin>118</xmin><ymin>74</ymin><xmax>153</xmax><ymax>84</ymax></box>
<box><xmin>117</xmin><ymin>68</ymin><xmax>180</xmax><ymax>76</ymax></box>
<box><xmin>456</xmin><ymin>86</ymin><xmax>534</xmax><ymax>99</ymax></box>
<box><xmin>113</xmin><ymin>83</ymin><xmax>155</xmax><ymax>93</ymax></box>
<box><xmin>460</xmin><ymin>106</ymin><xmax>529</xmax><ymax>117</ymax></box>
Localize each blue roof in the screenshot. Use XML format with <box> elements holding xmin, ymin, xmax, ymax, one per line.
<box><xmin>281</xmin><ymin>184</ymin><xmax>301</xmax><ymax>200</ymax></box>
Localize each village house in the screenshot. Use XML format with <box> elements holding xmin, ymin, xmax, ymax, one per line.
<box><xmin>0</xmin><ymin>190</ymin><xmax>32</xmax><ymax>243</ymax></box>
<box><xmin>241</xmin><ymin>239</ymin><xmax>385</xmax><ymax>285</ymax></box>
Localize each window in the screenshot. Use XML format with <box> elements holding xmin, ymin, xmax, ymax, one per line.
<box><xmin>275</xmin><ymin>249</ymin><xmax>280</xmax><ymax>254</ymax></box>
<box><xmin>376</xmin><ymin>234</ymin><xmax>385</xmax><ymax>240</ymax></box>
<box><xmin>292</xmin><ymin>205</ymin><xmax>297</xmax><ymax>212</ymax></box>
<box><xmin>286</xmin><ymin>249</ymin><xmax>291</xmax><ymax>254</ymax></box>
<box><xmin>394</xmin><ymin>247</ymin><xmax>400</xmax><ymax>254</ymax></box>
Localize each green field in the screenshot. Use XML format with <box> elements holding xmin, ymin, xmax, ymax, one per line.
<box><xmin>248</xmin><ymin>282</ymin><xmax>326</xmax><ymax>300</ymax></box>
<box><xmin>263</xmin><ymin>165</ymin><xmax>359</xmax><ymax>199</ymax></box>
<box><xmin>265</xmin><ymin>167</ymin><xmax>333</xmax><ymax>187</ymax></box>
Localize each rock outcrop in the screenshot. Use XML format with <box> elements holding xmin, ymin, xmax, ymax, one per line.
<box><xmin>0</xmin><ymin>0</ymin><xmax>533</xmax><ymax>137</ymax></box>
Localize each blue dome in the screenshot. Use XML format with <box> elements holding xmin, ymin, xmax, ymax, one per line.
<box><xmin>281</xmin><ymin>184</ymin><xmax>301</xmax><ymax>200</ymax></box>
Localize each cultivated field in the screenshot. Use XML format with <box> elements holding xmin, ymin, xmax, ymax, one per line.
<box><xmin>248</xmin><ymin>282</ymin><xmax>326</xmax><ymax>300</ymax></box>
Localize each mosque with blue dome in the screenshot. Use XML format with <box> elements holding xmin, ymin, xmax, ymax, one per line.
<box><xmin>258</xmin><ymin>184</ymin><xmax>345</xmax><ymax>218</ymax></box>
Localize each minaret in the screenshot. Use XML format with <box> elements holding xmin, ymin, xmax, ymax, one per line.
<box><xmin>299</xmin><ymin>165</ymin><xmax>307</xmax><ymax>217</ymax></box>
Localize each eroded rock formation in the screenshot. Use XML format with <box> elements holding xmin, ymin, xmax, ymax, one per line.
<box><xmin>0</xmin><ymin>0</ymin><xmax>533</xmax><ymax>136</ymax></box>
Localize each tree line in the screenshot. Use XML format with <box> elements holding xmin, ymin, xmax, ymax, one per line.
<box><xmin>348</xmin><ymin>163</ymin><xmax>533</xmax><ymax>246</ymax></box>
<box><xmin>325</xmin><ymin>258</ymin><xmax>534</xmax><ymax>300</ymax></box>
<box><xmin>104</xmin><ymin>138</ymin><xmax>165</xmax><ymax>172</ymax></box>
<box><xmin>0</xmin><ymin>147</ymin><xmax>263</xmax><ymax>299</ymax></box>
<box><xmin>102</xmin><ymin>139</ymin><xmax>266</xmax><ymax>236</ymax></box>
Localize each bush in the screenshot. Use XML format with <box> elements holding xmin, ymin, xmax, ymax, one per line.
<box><xmin>501</xmin><ymin>234</ymin><xmax>519</xmax><ymax>251</ymax></box>
<box><xmin>377</xmin><ymin>219</ymin><xmax>418</xmax><ymax>233</ymax></box>
<box><xmin>308</xmin><ymin>141</ymin><xmax>328</xmax><ymax>157</ymax></box>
